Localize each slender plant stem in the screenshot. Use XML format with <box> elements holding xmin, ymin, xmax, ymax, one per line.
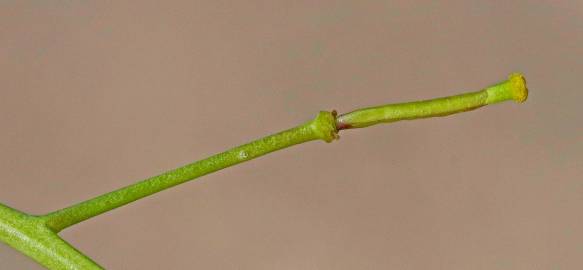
<box><xmin>0</xmin><ymin>73</ymin><xmax>527</xmax><ymax>270</ymax></box>
<box><xmin>41</xmin><ymin>111</ymin><xmax>338</xmax><ymax>232</ymax></box>
<box><xmin>336</xmin><ymin>73</ymin><xmax>527</xmax><ymax>129</ymax></box>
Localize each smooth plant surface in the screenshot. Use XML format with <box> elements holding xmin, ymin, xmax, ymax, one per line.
<box><xmin>0</xmin><ymin>73</ymin><xmax>528</xmax><ymax>270</ymax></box>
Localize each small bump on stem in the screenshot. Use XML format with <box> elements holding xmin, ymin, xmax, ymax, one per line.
<box><xmin>310</xmin><ymin>111</ymin><xmax>339</xmax><ymax>142</ymax></box>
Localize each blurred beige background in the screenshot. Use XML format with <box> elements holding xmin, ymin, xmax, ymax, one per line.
<box><xmin>1</xmin><ymin>1</ymin><xmax>582</xmax><ymax>269</ymax></box>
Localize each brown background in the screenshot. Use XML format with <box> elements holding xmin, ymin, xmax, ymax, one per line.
<box><xmin>1</xmin><ymin>1</ymin><xmax>582</xmax><ymax>269</ymax></box>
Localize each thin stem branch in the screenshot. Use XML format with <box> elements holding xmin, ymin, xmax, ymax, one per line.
<box><xmin>336</xmin><ymin>73</ymin><xmax>527</xmax><ymax>129</ymax></box>
<box><xmin>0</xmin><ymin>72</ymin><xmax>528</xmax><ymax>270</ymax></box>
<box><xmin>41</xmin><ymin>73</ymin><xmax>528</xmax><ymax>232</ymax></box>
<box><xmin>41</xmin><ymin>112</ymin><xmax>338</xmax><ymax>232</ymax></box>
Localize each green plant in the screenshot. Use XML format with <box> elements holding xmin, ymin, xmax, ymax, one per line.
<box><xmin>0</xmin><ymin>73</ymin><xmax>528</xmax><ymax>269</ymax></box>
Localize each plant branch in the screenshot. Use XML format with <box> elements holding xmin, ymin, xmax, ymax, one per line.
<box><xmin>41</xmin><ymin>112</ymin><xmax>338</xmax><ymax>232</ymax></box>
<box><xmin>0</xmin><ymin>72</ymin><xmax>528</xmax><ymax>270</ymax></box>
<box><xmin>336</xmin><ymin>73</ymin><xmax>527</xmax><ymax>129</ymax></box>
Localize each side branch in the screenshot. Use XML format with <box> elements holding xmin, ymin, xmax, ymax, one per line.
<box><xmin>1</xmin><ymin>72</ymin><xmax>528</xmax><ymax>270</ymax></box>
<box><xmin>41</xmin><ymin>112</ymin><xmax>338</xmax><ymax>232</ymax></box>
<box><xmin>336</xmin><ymin>73</ymin><xmax>527</xmax><ymax>129</ymax></box>
<box><xmin>41</xmin><ymin>73</ymin><xmax>528</xmax><ymax>233</ymax></box>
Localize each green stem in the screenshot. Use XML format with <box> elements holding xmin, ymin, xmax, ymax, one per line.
<box><xmin>41</xmin><ymin>111</ymin><xmax>338</xmax><ymax>232</ymax></box>
<box><xmin>336</xmin><ymin>73</ymin><xmax>527</xmax><ymax>129</ymax></box>
<box><xmin>0</xmin><ymin>204</ymin><xmax>103</xmax><ymax>269</ymax></box>
<box><xmin>0</xmin><ymin>73</ymin><xmax>527</xmax><ymax>270</ymax></box>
